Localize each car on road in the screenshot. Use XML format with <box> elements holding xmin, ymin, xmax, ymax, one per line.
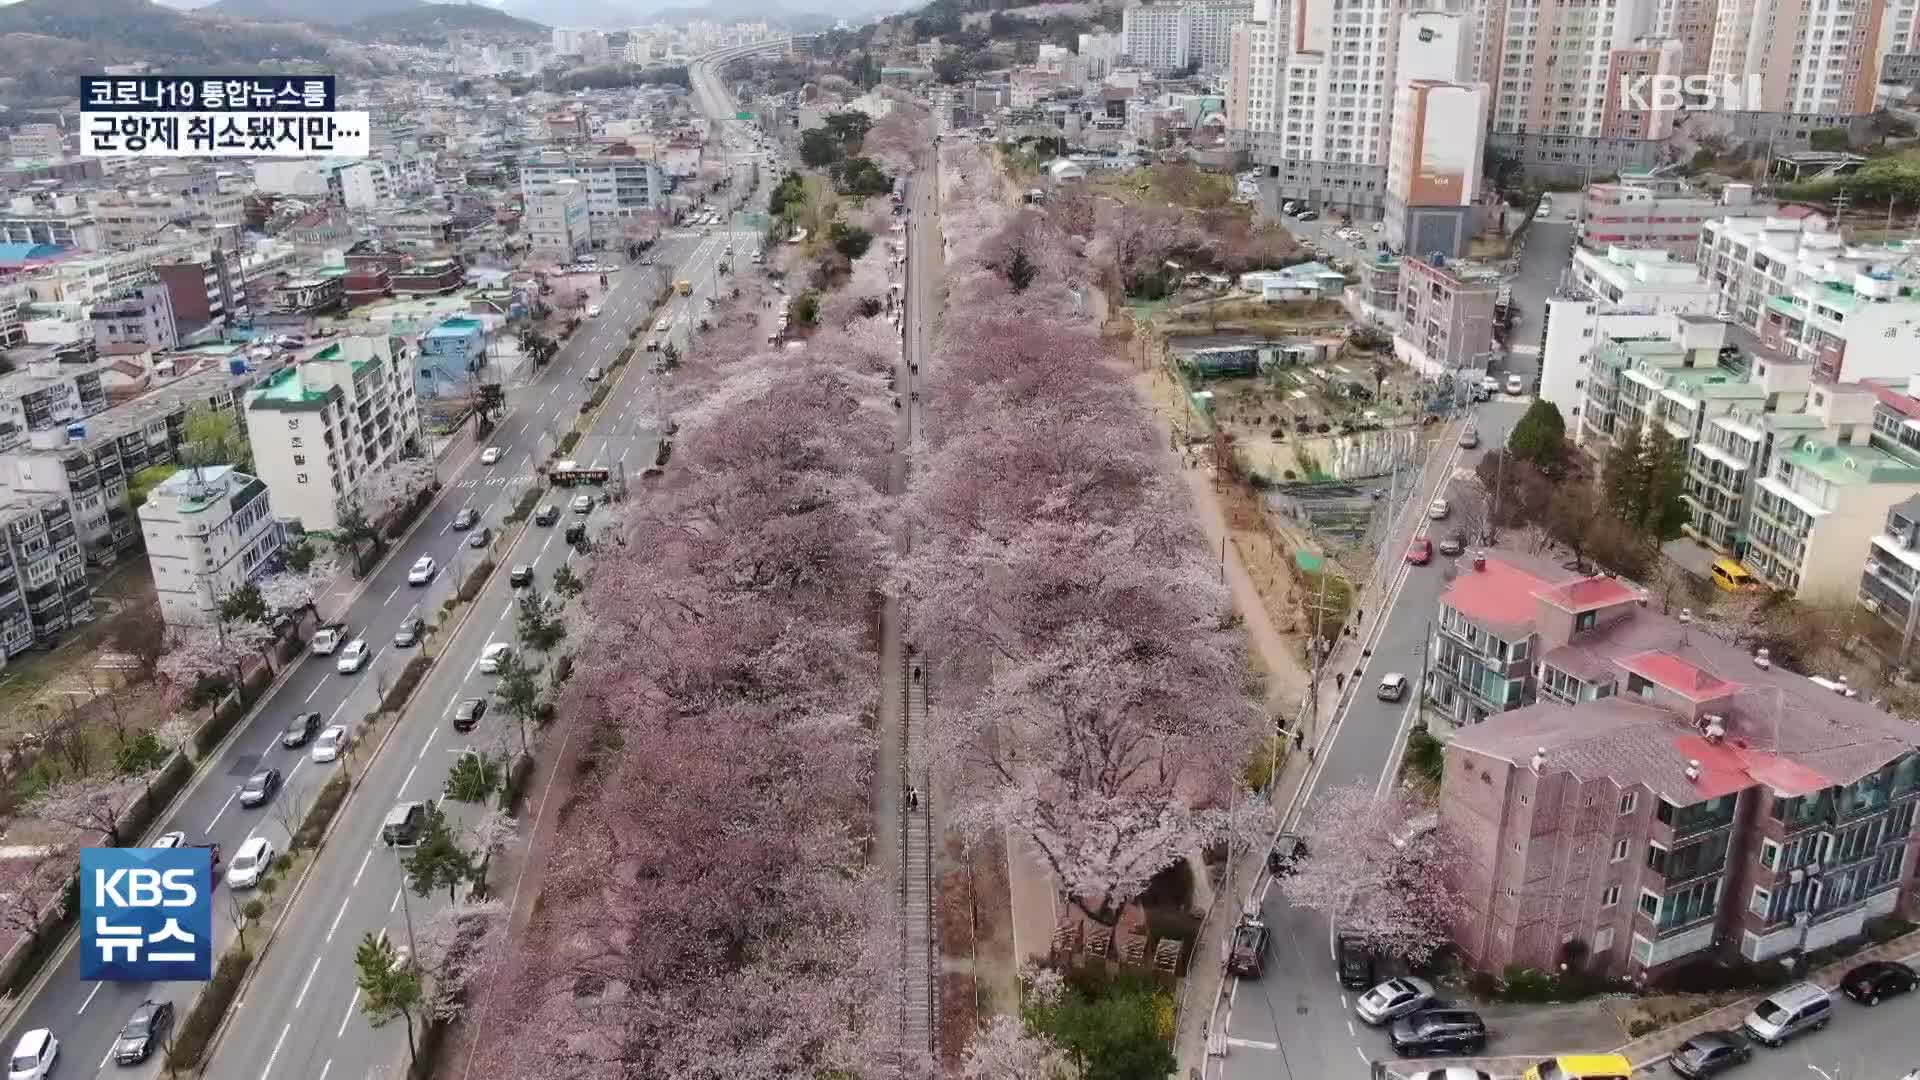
<box><xmin>1407</xmin><ymin>537</ymin><xmax>1432</xmax><ymax>565</ymax></box>
<box><xmin>153</xmin><ymin>830</ymin><xmax>185</xmax><ymax>849</ymax></box>
<box><xmin>585</xmin><ymin>365</ymin><xmax>603</xmax><ymax>382</ymax></box>
<box><xmin>571</xmin><ymin>493</ymin><xmax>594</xmax><ymax>514</ymax></box>
<box><xmin>1356</xmin><ymin>977</ymin><xmax>1436</xmax><ymax>1025</ymax></box>
<box><xmin>565</xmin><ymin>522</ymin><xmax>588</xmax><ymax>547</ymax></box>
<box><xmin>509</xmin><ymin>565</ymin><xmax>534</xmax><ymax>589</ymax></box>
<box><xmin>335</xmin><ymin>638</ymin><xmax>371</xmax><ymax>674</ymax></box>
<box><xmin>238</xmin><ymin>768</ymin><xmax>281</xmax><ymax>808</ymax></box>
<box><xmin>481</xmin><ymin>446</ymin><xmax>503</xmax><ymax>465</ymax></box>
<box><xmin>654</xmin><ymin>319</ymin><xmax>670</xmax><ymax>333</ymax></box>
<box><xmin>312</xmin><ymin>724</ymin><xmax>351</xmax><ymax>763</ymax></box>
<box><xmin>587</xmin><ymin>305</ymin><xmax>602</xmax><ymax>318</ymax></box>
<box><xmin>114</xmin><ymin>999</ymin><xmax>173</xmax><ymax>1065</ymax></box>
<box><xmin>1226</xmin><ymin>917</ymin><xmax>1271</xmax><ymax>978</ymax></box>
<box><xmin>479</xmin><ymin>642</ymin><xmax>513</xmax><ymax>674</ymax></box>
<box><xmin>1378</xmin><ymin>672</ymin><xmax>1410</xmax><ymax>701</ymax></box>
<box><xmin>382</xmin><ymin>801</ymin><xmax>428</xmax><ymax>846</ymax></box>
<box><xmin>1389</xmin><ymin>1009</ymin><xmax>1488</xmax><ymax>1056</ymax></box>
<box><xmin>453</xmin><ymin>697</ymin><xmax>487</xmax><ymax>733</ymax></box>
<box><xmin>1842</xmin><ymin>960</ymin><xmax>1916</xmax><ymax>1004</ymax></box>
<box><xmin>1459</xmin><ymin>428</ymin><xmax>1479</xmax><ymax>449</ymax></box>
<box><xmin>394</xmin><ymin>617</ymin><xmax>425</xmax><ymax>648</ymax></box>
<box><xmin>1267</xmin><ymin>833</ymin><xmax>1307</xmax><ymax>876</ymax></box>
<box><xmin>534</xmin><ymin>503</ymin><xmax>560</xmax><ymax>526</ymax></box>
<box><xmin>467</xmin><ymin>526</ymin><xmax>492</xmax><ymax>550</ymax></box>
<box><xmin>281</xmin><ymin>710</ymin><xmax>322</xmax><ymax>748</ymax></box>
<box><xmin>408</xmin><ymin>556</ymin><xmax>437</xmax><ymax>585</ymax></box>
<box><xmin>1336</xmin><ymin>932</ymin><xmax>1374</xmax><ymax>989</ymax></box>
<box><xmin>1740</xmin><ymin>982</ymin><xmax>1831</xmax><ymax>1047</ymax></box>
<box><xmin>1506</xmin><ymin>373</ymin><xmax>1525</xmax><ymax>395</ymax></box>
<box><xmin>1429</xmin><ymin>497</ymin><xmax>1450</xmax><ymax>520</ymax></box>
<box><xmin>647</xmin><ymin>337</ymin><xmax>662</xmax><ymax>351</ymax></box>
<box><xmin>1669</xmin><ymin>1031</ymin><xmax>1752</xmax><ymax>1078</ymax></box>
<box><xmin>8</xmin><ymin>1028</ymin><xmax>58</xmax><ymax>1079</ymax></box>
<box><xmin>452</xmin><ymin>508</ymin><xmax>480</xmax><ymax>531</ymax></box>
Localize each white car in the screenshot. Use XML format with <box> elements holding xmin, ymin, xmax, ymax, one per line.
<box><xmin>1355</xmin><ymin>977</ymin><xmax>1436</xmax><ymax>1025</ymax></box>
<box><xmin>480</xmin><ymin>446</ymin><xmax>503</xmax><ymax>465</ymax></box>
<box><xmin>587</xmin><ymin>305</ymin><xmax>602</xmax><ymax>318</ymax></box>
<box><xmin>1506</xmin><ymin>373</ymin><xmax>1525</xmax><ymax>395</ymax></box>
<box><xmin>655</xmin><ymin>319</ymin><xmax>670</xmax><ymax>333</ymax></box>
<box><xmin>225</xmin><ymin>836</ymin><xmax>274</xmax><ymax>890</ymax></box>
<box><xmin>1429</xmin><ymin>498</ymin><xmax>1450</xmax><ymax>520</ymax></box>
<box><xmin>7</xmin><ymin>1029</ymin><xmax>57</xmax><ymax>1080</ymax></box>
<box><xmin>407</xmin><ymin>556</ymin><xmax>436</xmax><ymax>585</ymax></box>
<box><xmin>153</xmin><ymin>831</ymin><xmax>185</xmax><ymax>849</ymax></box>
<box><xmin>478</xmin><ymin>642</ymin><xmax>512</xmax><ymax>675</ymax></box>
<box><xmin>335</xmin><ymin>639</ymin><xmax>371</xmax><ymax>674</ymax></box>
<box><xmin>311</xmin><ymin>725</ymin><xmax>350</xmax><ymax>763</ymax></box>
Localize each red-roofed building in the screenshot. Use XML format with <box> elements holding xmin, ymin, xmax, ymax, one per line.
<box><xmin>1436</xmin><ymin>553</ymin><xmax>1920</xmax><ymax>982</ymax></box>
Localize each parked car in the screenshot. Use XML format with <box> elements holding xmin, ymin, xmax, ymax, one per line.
<box><xmin>113</xmin><ymin>1000</ymin><xmax>173</xmax><ymax>1065</ymax></box>
<box><xmin>534</xmin><ymin>504</ymin><xmax>560</xmax><ymax>527</ymax></box>
<box><xmin>281</xmin><ymin>711</ymin><xmax>322</xmax><ymax>748</ymax></box>
<box><xmin>312</xmin><ymin>725</ymin><xmax>351</xmax><ymax>763</ymax></box>
<box><xmin>1438</xmin><ymin>532</ymin><xmax>1466</xmax><ymax>557</ymax></box>
<box><xmin>393</xmin><ymin>617</ymin><xmax>425</xmax><ymax>648</ymax></box>
<box><xmin>225</xmin><ymin>835</ymin><xmax>274</xmax><ymax>888</ymax></box>
<box><xmin>382</xmin><ymin>802</ymin><xmax>428</xmax><ymax>846</ymax></box>
<box><xmin>586</xmin><ymin>305</ymin><xmax>602</xmax><ymax>318</ymax></box>
<box><xmin>8</xmin><ymin>1029</ymin><xmax>57</xmax><ymax>1080</ymax></box>
<box><xmin>1841</xmin><ymin>960</ymin><xmax>1916</xmax><ymax>1005</ymax></box>
<box><xmin>1669</xmin><ymin>1031</ymin><xmax>1752</xmax><ymax>1079</ymax></box>
<box><xmin>1407</xmin><ymin>538</ymin><xmax>1433</xmax><ymax>565</ymax></box>
<box><xmin>452</xmin><ymin>508</ymin><xmax>480</xmax><ymax>531</ymax></box>
<box><xmin>478</xmin><ymin>642</ymin><xmax>512</xmax><ymax>674</ymax></box>
<box><xmin>1267</xmin><ymin>833</ymin><xmax>1307</xmax><ymax>876</ymax></box>
<box><xmin>654</xmin><ymin>319</ymin><xmax>670</xmax><ymax>333</ymax></box>
<box><xmin>452</xmin><ymin>697</ymin><xmax>487</xmax><ymax>733</ymax></box>
<box><xmin>1377</xmin><ymin>673</ymin><xmax>1410</xmax><ymax>702</ymax></box>
<box><xmin>1506</xmin><ymin>373</ymin><xmax>1525</xmax><ymax>395</ymax></box>
<box><xmin>509</xmin><ymin>565</ymin><xmax>534</xmax><ymax>589</ymax></box>
<box><xmin>1428</xmin><ymin>498</ymin><xmax>1450</xmax><ymax>520</ymax></box>
<box><xmin>480</xmin><ymin>446</ymin><xmax>503</xmax><ymax>466</ymax></box>
<box><xmin>1226</xmin><ymin>917</ymin><xmax>1271</xmax><ymax>978</ymax></box>
<box><xmin>1389</xmin><ymin>1010</ymin><xmax>1488</xmax><ymax>1056</ymax></box>
<box><xmin>1741</xmin><ymin>983</ymin><xmax>1831</xmax><ymax>1047</ymax></box>
<box><xmin>1335</xmin><ymin>932</ymin><xmax>1374</xmax><ymax>989</ymax></box>
<box><xmin>1410</xmin><ymin>1071</ymin><xmax>1491</xmax><ymax>1080</ymax></box>
<box><xmin>335</xmin><ymin>639</ymin><xmax>371</xmax><ymax>674</ymax></box>
<box><xmin>1356</xmin><ymin>977</ymin><xmax>1436</xmax><ymax>1025</ymax></box>
<box><xmin>238</xmin><ymin>769</ymin><xmax>281</xmax><ymax>808</ymax></box>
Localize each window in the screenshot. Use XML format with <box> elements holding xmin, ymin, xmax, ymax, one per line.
<box><xmin>1638</xmin><ymin>890</ymin><xmax>1661</xmax><ymax>919</ymax></box>
<box><xmin>1593</xmin><ymin>926</ymin><xmax>1615</xmax><ymax>953</ymax></box>
<box><xmin>1750</xmin><ymin>886</ymin><xmax>1771</xmax><ymax>916</ymax></box>
<box><xmin>1646</xmin><ymin>842</ymin><xmax>1669</xmax><ymax>875</ymax></box>
<box><xmin>1760</xmin><ymin>839</ymin><xmax>1781</xmax><ymax>870</ymax></box>
<box><xmin>1600</xmin><ymin>885</ymin><xmax>1620</xmax><ymax>907</ymax></box>
<box><xmin>1611</xmin><ymin>838</ymin><xmax>1630</xmax><ymax>862</ymax></box>
<box><xmin>1619</xmin><ymin>792</ymin><xmax>1638</xmax><ymax>815</ymax></box>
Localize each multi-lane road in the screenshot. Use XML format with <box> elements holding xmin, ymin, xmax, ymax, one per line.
<box><xmin>1211</xmin><ymin>399</ymin><xmax>1527</xmax><ymax>1080</ymax></box>
<box><xmin>0</xmin><ymin>64</ymin><xmax>771</xmax><ymax>1080</ymax></box>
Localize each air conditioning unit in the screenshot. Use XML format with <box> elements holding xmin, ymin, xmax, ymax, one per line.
<box><xmin>1863</xmin><ymin>597</ymin><xmax>1881</xmax><ymax>614</ymax></box>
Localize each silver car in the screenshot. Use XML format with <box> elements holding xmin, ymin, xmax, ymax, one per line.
<box><xmin>1356</xmin><ymin>977</ymin><xmax>1435</xmax><ymax>1025</ymax></box>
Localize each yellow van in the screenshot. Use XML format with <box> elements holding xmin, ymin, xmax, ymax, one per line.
<box><xmin>1710</xmin><ymin>558</ymin><xmax>1762</xmax><ymax>594</ymax></box>
<box><xmin>675</xmin><ymin>279</ymin><xmax>692</xmax><ymax>296</ymax></box>
<box><xmin>1522</xmin><ymin>1054</ymin><xmax>1633</xmax><ymax>1080</ymax></box>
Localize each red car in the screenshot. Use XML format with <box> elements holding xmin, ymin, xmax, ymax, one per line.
<box><xmin>1407</xmin><ymin>538</ymin><xmax>1433</xmax><ymax>565</ymax></box>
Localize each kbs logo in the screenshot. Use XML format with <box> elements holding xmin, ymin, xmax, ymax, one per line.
<box><xmin>1616</xmin><ymin>74</ymin><xmax>1766</xmax><ymax>113</ymax></box>
<box><xmin>80</xmin><ymin>848</ymin><xmax>212</xmax><ymax>981</ymax></box>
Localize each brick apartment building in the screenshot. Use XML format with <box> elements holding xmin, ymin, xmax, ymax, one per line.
<box><xmin>1437</xmin><ymin>550</ymin><xmax>1920</xmax><ymax>979</ymax></box>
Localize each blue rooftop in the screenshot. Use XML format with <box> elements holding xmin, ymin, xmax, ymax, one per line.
<box><xmin>0</xmin><ymin>243</ymin><xmax>64</xmax><ymax>265</ymax></box>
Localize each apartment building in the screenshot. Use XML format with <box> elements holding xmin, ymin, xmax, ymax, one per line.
<box><xmin>0</xmin><ymin>361</ymin><xmax>109</xmax><ymax>454</ymax></box>
<box><xmin>338</xmin><ymin>161</ymin><xmax>395</xmax><ymax>211</ymax></box>
<box><xmin>1648</xmin><ymin>0</ymin><xmax>1721</xmax><ymax>72</ymax></box>
<box><xmin>1578</xmin><ymin>315</ymin><xmax>1771</xmax><ymax>451</ymax></box>
<box><xmin>0</xmin><ymin>497</ymin><xmax>90</xmax><ymax>655</ymax></box>
<box><xmin>2</xmin><ymin>194</ymin><xmax>102</xmax><ymax>251</ymax></box>
<box><xmin>1382</xmin><ymin>9</ymin><xmax>1488</xmax><ymax>259</ymax></box>
<box><xmin>8</xmin><ymin>124</ymin><xmax>66</xmax><ymax>162</ymax></box>
<box><xmin>1746</xmin><ymin>419</ymin><xmax>1920</xmax><ymax>597</ymax></box>
<box><xmin>1600</xmin><ymin>37</ymin><xmax>1687</xmax><ymax>140</ymax></box>
<box><xmin>25</xmin><ymin>236</ymin><xmax>205</xmax><ymax>311</ymax></box>
<box><xmin>1859</xmin><ymin>492</ymin><xmax>1920</xmax><ymax>659</ymax></box>
<box><xmin>244</xmin><ymin>336</ymin><xmax>423</xmax><ymax>533</ymax></box>
<box><xmin>90</xmin><ymin>284</ymin><xmax>178</xmax><ymax>356</ymax></box>
<box><xmin>1538</xmin><ymin>249</ymin><xmax>1719</xmax><ymax>424</ymax></box>
<box><xmin>1227</xmin><ymin>0</ymin><xmax>1409</xmax><ymax>215</ymax></box>
<box><xmin>152</xmin><ymin>247</ymin><xmax>246</xmax><ymax>334</ymax></box>
<box><xmin>1123</xmin><ymin>0</ymin><xmax>1252</xmax><ymax>72</ymax></box>
<box><xmin>1709</xmin><ymin>0</ymin><xmax>1887</xmax><ymax>117</ymax></box>
<box><xmin>519</xmin><ymin>149</ymin><xmax>666</xmax><ymax>248</ymax></box>
<box><xmin>1581</xmin><ymin>177</ymin><xmax>1777</xmax><ymax>256</ymax></box>
<box><xmin>1680</xmin><ymin>353</ymin><xmax>1828</xmax><ymax>551</ymax></box>
<box><xmin>1394</xmin><ymin>255</ymin><xmax>1501</xmax><ymax>377</ymax></box>
<box><xmin>1441</xmin><ymin>553</ymin><xmax>1920</xmax><ymax>978</ymax></box>
<box><xmin>139</xmin><ymin>465</ymin><xmax>282</xmax><ymax>627</ymax></box>
<box><xmin>524</xmin><ymin>180</ymin><xmax>592</xmax><ymax>262</ymax></box>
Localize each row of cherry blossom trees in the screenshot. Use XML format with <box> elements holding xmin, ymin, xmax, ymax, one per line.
<box><xmin>906</xmin><ymin>143</ymin><xmax>1264</xmax><ymax>921</ymax></box>
<box><xmin>467</xmin><ymin>280</ymin><xmax>911</xmax><ymax>1075</ymax></box>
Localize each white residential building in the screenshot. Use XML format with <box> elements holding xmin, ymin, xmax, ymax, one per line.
<box><xmin>1382</xmin><ymin>8</ymin><xmax>1488</xmax><ymax>258</ymax></box>
<box><xmin>1539</xmin><ymin>247</ymin><xmax>1719</xmax><ymax>427</ymax></box>
<box><xmin>525</xmin><ymin>180</ymin><xmax>592</xmax><ymax>262</ymax></box>
<box><xmin>1124</xmin><ymin>0</ymin><xmax>1252</xmax><ymax>72</ymax></box>
<box><xmin>244</xmin><ymin>336</ymin><xmax>423</xmax><ymax>533</ymax></box>
<box><xmin>1080</xmin><ymin>31</ymin><xmax>1125</xmax><ymax>78</ymax></box>
<box><xmin>337</xmin><ymin>161</ymin><xmax>394</xmax><ymax>211</ymax></box>
<box><xmin>139</xmin><ymin>465</ymin><xmax>282</xmax><ymax>627</ymax></box>
<box><xmin>1709</xmin><ymin>0</ymin><xmax>1886</xmax><ymax>116</ymax></box>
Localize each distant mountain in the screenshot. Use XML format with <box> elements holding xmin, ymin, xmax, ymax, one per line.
<box><xmin>498</xmin><ymin>0</ymin><xmax>629</xmax><ymax>29</ymax></box>
<box><xmin>350</xmin><ymin>2</ymin><xmax>546</xmax><ymax>40</ymax></box>
<box><xmin>205</xmin><ymin>0</ymin><xmax>424</xmax><ymax>26</ymax></box>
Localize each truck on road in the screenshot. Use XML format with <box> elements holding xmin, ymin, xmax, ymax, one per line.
<box><xmin>310</xmin><ymin>623</ymin><xmax>348</xmax><ymax>655</ymax></box>
<box><xmin>675</xmin><ymin>279</ymin><xmax>692</xmax><ymax>296</ymax></box>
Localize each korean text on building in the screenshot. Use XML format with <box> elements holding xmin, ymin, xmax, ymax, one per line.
<box><xmin>79</xmin><ymin>847</ymin><xmax>213</xmax><ymax>982</ymax></box>
<box><xmin>78</xmin><ymin>75</ymin><xmax>370</xmax><ymax>159</ymax></box>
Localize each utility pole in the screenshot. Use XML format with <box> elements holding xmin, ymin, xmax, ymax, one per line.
<box><xmin>1302</xmin><ymin>562</ymin><xmax>1335</xmax><ymax>738</ymax></box>
<box><xmin>1832</xmin><ymin>191</ymin><xmax>1851</xmax><ymax>232</ymax></box>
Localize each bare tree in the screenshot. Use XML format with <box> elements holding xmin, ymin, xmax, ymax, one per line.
<box><xmin>0</xmin><ymin>846</ymin><xmax>74</xmax><ymax>946</ymax></box>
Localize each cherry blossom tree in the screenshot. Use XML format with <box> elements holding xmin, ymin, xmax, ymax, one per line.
<box><xmin>0</xmin><ymin>845</ymin><xmax>75</xmax><ymax>945</ymax></box>
<box><xmin>1276</xmin><ymin>781</ymin><xmax>1467</xmax><ymax>964</ymax></box>
<box><xmin>356</xmin><ymin>458</ymin><xmax>438</xmax><ymax>524</ymax></box>
<box><xmin>961</xmin><ymin>1015</ymin><xmax>1071</xmax><ymax>1080</ymax></box>
<box><xmin>258</xmin><ymin>558</ymin><xmax>338</xmax><ymax>623</ymax></box>
<box><xmin>414</xmin><ymin>898</ymin><xmax>505</xmax><ymax>1021</ymax></box>
<box><xmin>25</xmin><ymin>774</ymin><xmax>152</xmax><ymax>846</ymax></box>
<box><xmin>155</xmin><ymin>623</ymin><xmax>231</xmax><ymax>687</ymax></box>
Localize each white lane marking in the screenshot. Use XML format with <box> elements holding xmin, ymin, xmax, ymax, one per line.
<box><xmin>318</xmin><ymin>1061</ymin><xmax>332</xmax><ymax>1080</ymax></box>
<box><xmin>77</xmin><ymin>981</ymin><xmax>102</xmax><ymax>1014</ymax></box>
<box><xmin>417</xmin><ymin>725</ymin><xmax>440</xmax><ymax>761</ymax></box>
<box><xmin>1225</xmin><ymin>1037</ymin><xmax>1279</xmax><ymax>1051</ymax></box>
<box><xmin>389</xmin><ymin>887</ymin><xmax>402</xmax><ymax>914</ymax></box>
<box><xmin>304</xmin><ymin>678</ymin><xmax>323</xmax><ymax>703</ymax></box>
<box><xmin>399</xmin><ymin>762</ymin><xmax>419</xmax><ymax>797</ymax></box>
<box><xmin>260</xmin><ymin>1022</ymin><xmax>291</xmax><ymax>1080</ymax></box>
<box><xmin>337</xmin><ymin>990</ymin><xmax>360</xmax><ymax>1038</ymax></box>
<box><xmin>294</xmin><ymin>955</ymin><xmax>322</xmax><ymax>1009</ymax></box>
<box><xmin>206</xmin><ymin>787</ymin><xmax>240</xmax><ymax>834</ymax></box>
<box><xmin>351</xmin><ymin>848</ymin><xmax>373</xmax><ymax>888</ymax></box>
<box><xmin>326</xmin><ymin>896</ymin><xmax>350</xmax><ymax>943</ymax></box>
<box><xmin>385</xmin><ymin>583</ymin><xmax>402</xmax><ymax>605</ymax></box>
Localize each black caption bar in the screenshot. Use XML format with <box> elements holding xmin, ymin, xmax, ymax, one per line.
<box><xmin>79</xmin><ymin>76</ymin><xmax>336</xmax><ymax>113</ymax></box>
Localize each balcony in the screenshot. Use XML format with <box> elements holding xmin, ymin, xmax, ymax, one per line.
<box><xmin>1659</xmin><ymin>794</ymin><xmax>1739</xmax><ymax>841</ymax></box>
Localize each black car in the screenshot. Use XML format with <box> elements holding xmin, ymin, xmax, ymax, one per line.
<box><xmin>1388</xmin><ymin>1009</ymin><xmax>1487</xmax><ymax>1056</ymax></box>
<box><xmin>534</xmin><ymin>504</ymin><xmax>560</xmax><ymax>527</ymax></box>
<box><xmin>281</xmin><ymin>711</ymin><xmax>322</xmax><ymax>748</ymax></box>
<box><xmin>114</xmin><ymin>999</ymin><xmax>174</xmax><ymax>1064</ymax></box>
<box><xmin>1336</xmin><ymin>932</ymin><xmax>1375</xmax><ymax>990</ymax></box>
<box><xmin>238</xmin><ymin>768</ymin><xmax>281</xmax><ymax>807</ymax></box>
<box><xmin>509</xmin><ymin>565</ymin><xmax>534</xmax><ymax>589</ymax></box>
<box><xmin>1437</xmin><ymin>532</ymin><xmax>1466</xmax><ymax>557</ymax></box>
<box><xmin>452</xmin><ymin>508</ymin><xmax>480</xmax><ymax>531</ymax></box>
<box><xmin>467</xmin><ymin>526</ymin><xmax>491</xmax><ymax>549</ymax></box>
<box><xmin>1842</xmin><ymin>960</ymin><xmax>1917</xmax><ymax>1005</ymax></box>
<box><xmin>1669</xmin><ymin>1030</ymin><xmax>1751</xmax><ymax>1079</ymax></box>
<box><xmin>1267</xmin><ymin>833</ymin><xmax>1308</xmax><ymax>876</ymax></box>
<box><xmin>565</xmin><ymin>522</ymin><xmax>588</xmax><ymax>547</ymax></box>
<box><xmin>393</xmin><ymin>617</ymin><xmax>425</xmax><ymax>648</ymax></box>
<box><xmin>452</xmin><ymin>697</ymin><xmax>487</xmax><ymax>733</ymax></box>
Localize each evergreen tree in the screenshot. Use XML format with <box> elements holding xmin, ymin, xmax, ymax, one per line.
<box><xmin>1602</xmin><ymin>425</ymin><xmax>1647</xmax><ymax>523</ymax></box>
<box><xmin>1505</xmin><ymin>399</ymin><xmax>1568</xmax><ymax>475</ymax></box>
